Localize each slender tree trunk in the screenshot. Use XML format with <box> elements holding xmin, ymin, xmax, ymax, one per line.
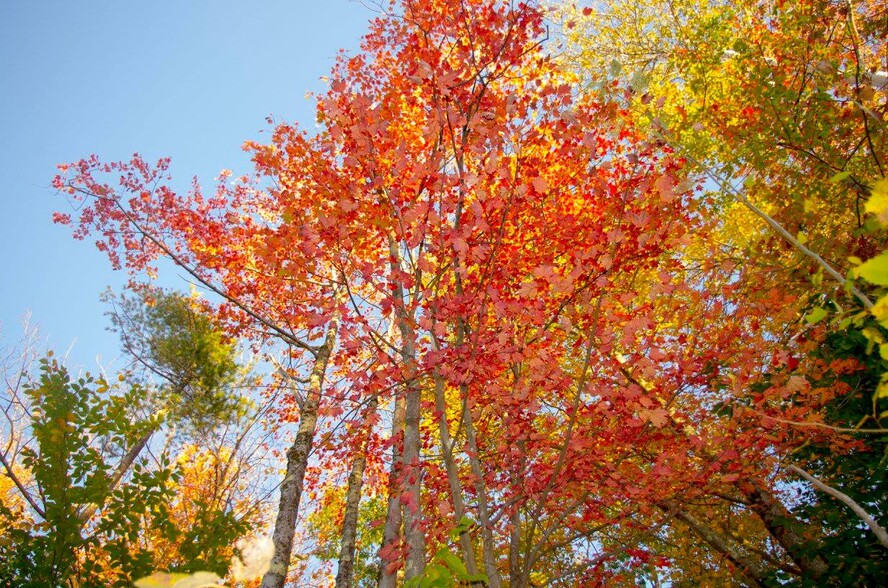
<box><xmin>77</xmin><ymin>429</ymin><xmax>153</xmax><ymax>523</ymax></box>
<box><xmin>508</xmin><ymin>508</ymin><xmax>522</xmax><ymax>587</ymax></box>
<box><xmin>387</xmin><ymin>237</ymin><xmax>426</xmax><ymax>580</ymax></box>
<box><xmin>335</xmin><ymin>395</ymin><xmax>379</xmax><ymax>588</ymax></box>
<box><xmin>432</xmin><ymin>368</ymin><xmax>479</xmax><ymax>575</ymax></box>
<box><xmin>739</xmin><ymin>482</ymin><xmax>829</xmax><ymax>580</ymax></box>
<box><xmin>660</xmin><ymin>501</ymin><xmax>768</xmax><ymax>587</ymax></box>
<box><xmin>378</xmin><ymin>396</ymin><xmax>406</xmax><ymax>588</ymax></box>
<box><xmin>260</xmin><ymin>325</ymin><xmax>337</xmax><ymax>588</ymax></box>
<box><xmin>507</xmin><ymin>390</ymin><xmax>526</xmax><ymax>588</ymax></box>
<box><xmin>401</xmin><ymin>372</ymin><xmax>425</xmax><ymax>579</ymax></box>
<box><xmin>463</xmin><ymin>393</ymin><xmax>502</xmax><ymax>588</ymax></box>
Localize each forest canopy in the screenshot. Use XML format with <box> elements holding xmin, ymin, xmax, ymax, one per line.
<box><xmin>2</xmin><ymin>1</ymin><xmax>886</xmax><ymax>586</ymax></box>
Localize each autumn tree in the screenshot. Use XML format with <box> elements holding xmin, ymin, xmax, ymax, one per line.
<box><xmin>55</xmin><ymin>0</ymin><xmax>698</xmax><ymax>583</ymax></box>
<box><xmin>0</xmin><ymin>355</ymin><xmax>175</xmax><ymax>586</ymax></box>
<box><xmin>49</xmin><ymin>0</ymin><xmax>888</xmax><ymax>586</ymax></box>
<box><xmin>0</xmin><ymin>291</ymin><xmax>264</xmax><ymax>586</ymax></box>
<box><xmin>556</xmin><ymin>0</ymin><xmax>887</xmax><ymax>349</ymax></box>
<box><xmin>555</xmin><ymin>0</ymin><xmax>888</xmax><ymax>583</ymax></box>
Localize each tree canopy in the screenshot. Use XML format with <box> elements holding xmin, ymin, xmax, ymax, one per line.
<box><xmin>4</xmin><ymin>0</ymin><xmax>885</xmax><ymax>586</ymax></box>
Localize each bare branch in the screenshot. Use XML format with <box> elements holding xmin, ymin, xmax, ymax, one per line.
<box><xmin>0</xmin><ymin>450</ymin><xmax>45</xmax><ymax>519</ymax></box>
<box><xmin>786</xmin><ymin>464</ymin><xmax>888</xmax><ymax>549</ymax></box>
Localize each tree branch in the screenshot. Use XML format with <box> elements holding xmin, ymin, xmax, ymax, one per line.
<box><xmin>786</xmin><ymin>464</ymin><xmax>888</xmax><ymax>549</ymax></box>
<box><xmin>78</xmin><ymin>430</ymin><xmax>154</xmax><ymax>523</ymax></box>
<box><xmin>661</xmin><ymin>140</ymin><xmax>875</xmax><ymax>310</ymax></box>
<box><xmin>742</xmin><ymin>406</ymin><xmax>888</xmax><ymax>434</ymax></box>
<box><xmin>0</xmin><ymin>450</ymin><xmax>45</xmax><ymax>519</ymax></box>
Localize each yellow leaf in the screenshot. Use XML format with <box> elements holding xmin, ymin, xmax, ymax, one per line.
<box><xmin>855</xmin><ymin>252</ymin><xmax>888</xmax><ymax>286</ymax></box>
<box><xmin>135</xmin><ymin>571</ymin><xmax>222</xmax><ymax>588</ymax></box>
<box><xmin>876</xmin><ymin>377</ymin><xmax>888</xmax><ymax>400</ymax></box>
<box><xmin>135</xmin><ymin>573</ymin><xmax>189</xmax><ymax>588</ymax></box>
<box><xmin>865</xmin><ymin>178</ymin><xmax>888</xmax><ymax>226</ymax></box>
<box><xmin>871</xmin><ymin>294</ymin><xmax>888</xmax><ymax>328</ymax></box>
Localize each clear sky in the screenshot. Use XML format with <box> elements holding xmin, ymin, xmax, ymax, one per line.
<box><xmin>0</xmin><ymin>1</ymin><xmax>374</xmax><ymax>371</ymax></box>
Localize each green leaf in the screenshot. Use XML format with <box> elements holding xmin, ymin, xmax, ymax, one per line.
<box><xmin>417</xmin><ymin>564</ymin><xmax>453</xmax><ymax>588</ymax></box>
<box><xmin>855</xmin><ymin>253</ymin><xmax>888</xmax><ymax>286</ymax></box>
<box><xmin>437</xmin><ymin>548</ymin><xmax>468</xmax><ymax>577</ymax></box>
<box><xmin>812</xmin><ymin>266</ymin><xmax>824</xmax><ymax>287</ymax></box>
<box><xmin>828</xmin><ymin>170</ymin><xmax>851</xmax><ymax>183</ymax></box>
<box><xmin>629</xmin><ymin>69</ymin><xmax>650</xmax><ymax>93</ymax></box>
<box><xmin>450</xmin><ymin>515</ymin><xmax>475</xmax><ymax>541</ymax></box>
<box><xmin>429</xmin><ymin>565</ymin><xmax>451</xmax><ymax>585</ymax></box>
<box><xmin>805</xmin><ymin>307</ymin><xmax>828</xmax><ymax>324</ymax></box>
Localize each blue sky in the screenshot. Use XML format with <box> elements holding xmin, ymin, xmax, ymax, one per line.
<box><xmin>0</xmin><ymin>1</ymin><xmax>373</xmax><ymax>371</ymax></box>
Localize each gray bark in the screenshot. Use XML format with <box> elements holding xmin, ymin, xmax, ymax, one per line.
<box><xmin>386</xmin><ymin>237</ymin><xmax>426</xmax><ymax>581</ymax></box>
<box><xmin>335</xmin><ymin>396</ymin><xmax>377</xmax><ymax>588</ymax></box>
<box><xmin>378</xmin><ymin>396</ymin><xmax>406</xmax><ymax>588</ymax></box>
<box><xmin>463</xmin><ymin>397</ymin><xmax>502</xmax><ymax>588</ymax></box>
<box><xmin>260</xmin><ymin>325</ymin><xmax>337</xmax><ymax>588</ymax></box>
<box><xmin>432</xmin><ymin>373</ymin><xmax>479</xmax><ymax>576</ymax></box>
<box><xmin>740</xmin><ymin>483</ymin><xmax>829</xmax><ymax>580</ymax></box>
<box><xmin>508</xmin><ymin>508</ymin><xmax>522</xmax><ymax>587</ymax></box>
<box><xmin>400</xmin><ymin>372</ymin><xmax>425</xmax><ymax>579</ymax></box>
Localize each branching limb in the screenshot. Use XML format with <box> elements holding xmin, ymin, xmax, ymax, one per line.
<box><xmin>660</xmin><ymin>138</ymin><xmax>875</xmax><ymax>310</ymax></box>
<box><xmin>786</xmin><ymin>464</ymin><xmax>888</xmax><ymax>549</ymax></box>
<box><xmin>0</xmin><ymin>450</ymin><xmax>45</xmax><ymax>519</ymax></box>
<box><xmin>742</xmin><ymin>406</ymin><xmax>888</xmax><ymax>434</ymax></box>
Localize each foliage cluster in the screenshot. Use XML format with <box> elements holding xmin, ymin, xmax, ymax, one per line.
<box><xmin>0</xmin><ymin>291</ymin><xmax>265</xmax><ymax>587</ymax></box>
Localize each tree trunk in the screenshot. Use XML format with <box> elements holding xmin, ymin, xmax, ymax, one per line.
<box><xmin>432</xmin><ymin>368</ymin><xmax>479</xmax><ymax>575</ymax></box>
<box><xmin>260</xmin><ymin>325</ymin><xmax>337</xmax><ymax>588</ymax></box>
<box><xmin>660</xmin><ymin>501</ymin><xmax>768</xmax><ymax>587</ymax></box>
<box><xmin>378</xmin><ymin>395</ymin><xmax>406</xmax><ymax>588</ymax></box>
<box><xmin>335</xmin><ymin>395</ymin><xmax>378</xmax><ymax>588</ymax></box>
<box><xmin>387</xmin><ymin>237</ymin><xmax>426</xmax><ymax>581</ymax></box>
<box><xmin>401</xmin><ymin>377</ymin><xmax>426</xmax><ymax>580</ymax></box>
<box><xmin>508</xmin><ymin>508</ymin><xmax>522</xmax><ymax>587</ymax></box>
<box><xmin>464</xmin><ymin>394</ymin><xmax>502</xmax><ymax>588</ymax></box>
<box><xmin>739</xmin><ymin>483</ymin><xmax>829</xmax><ymax>580</ymax></box>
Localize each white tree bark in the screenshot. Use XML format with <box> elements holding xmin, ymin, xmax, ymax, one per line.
<box><xmin>260</xmin><ymin>325</ymin><xmax>337</xmax><ymax>588</ymax></box>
